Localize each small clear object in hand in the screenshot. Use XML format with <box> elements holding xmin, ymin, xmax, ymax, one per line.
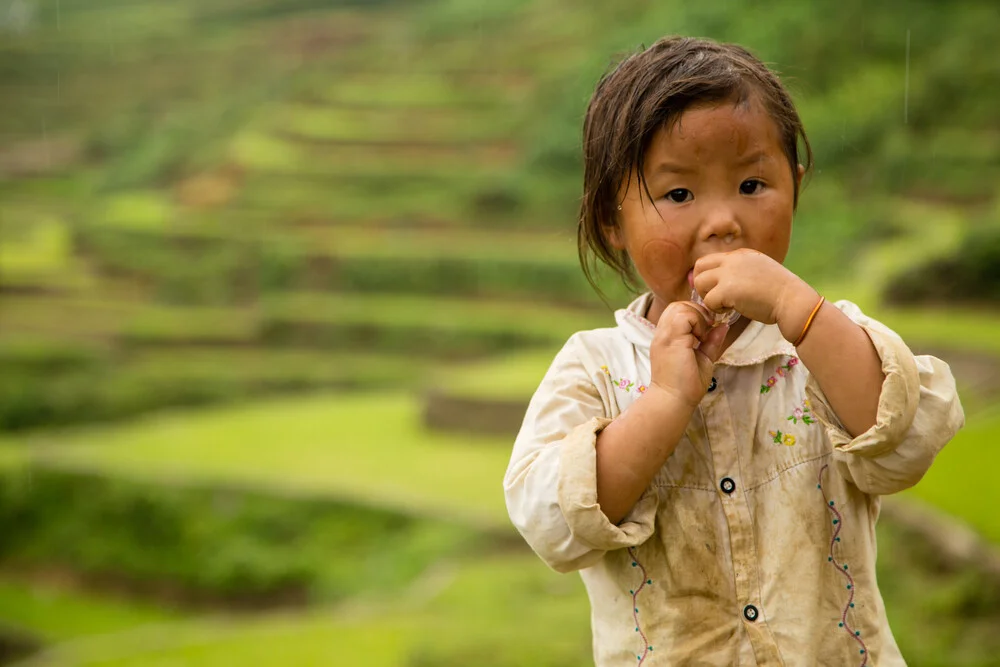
<box><xmin>690</xmin><ymin>288</ymin><xmax>741</xmax><ymax>327</ymax></box>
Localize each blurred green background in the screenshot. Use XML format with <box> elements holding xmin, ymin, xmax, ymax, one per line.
<box><xmin>1</xmin><ymin>1</ymin><xmax>999</xmax><ymax>665</ymax></box>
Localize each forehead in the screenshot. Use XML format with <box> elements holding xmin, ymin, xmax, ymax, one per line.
<box><xmin>647</xmin><ymin>100</ymin><xmax>784</xmax><ymax>164</ymax></box>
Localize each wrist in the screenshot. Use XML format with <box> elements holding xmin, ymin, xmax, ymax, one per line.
<box><xmin>646</xmin><ymin>380</ymin><xmax>702</xmax><ymax>414</ymax></box>
<box><xmin>777</xmin><ymin>281</ymin><xmax>821</xmax><ymax>343</ymax></box>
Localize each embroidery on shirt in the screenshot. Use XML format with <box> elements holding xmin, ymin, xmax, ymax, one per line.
<box><xmin>787</xmin><ymin>398</ymin><xmax>815</xmax><ymax>425</ymax></box>
<box><xmin>760</xmin><ymin>356</ymin><xmax>799</xmax><ymax>394</ymax></box>
<box><xmin>768</xmin><ymin>430</ymin><xmax>797</xmax><ymax>446</ymax></box>
<box><xmin>601</xmin><ymin>366</ymin><xmax>648</xmax><ymax>396</ymax></box>
<box><xmin>627</xmin><ymin>546</ymin><xmax>654</xmax><ymax>664</ymax></box>
<box><xmin>818</xmin><ymin>464</ymin><xmax>869</xmax><ymax>665</ymax></box>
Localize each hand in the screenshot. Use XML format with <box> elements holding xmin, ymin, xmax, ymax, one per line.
<box><xmin>648</xmin><ymin>300</ymin><xmax>729</xmax><ymax>409</ymax></box>
<box><xmin>692</xmin><ymin>249</ymin><xmax>818</xmax><ymax>341</ymax></box>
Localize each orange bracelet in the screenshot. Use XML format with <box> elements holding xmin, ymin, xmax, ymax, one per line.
<box><xmin>793</xmin><ymin>296</ymin><xmax>825</xmax><ymax>346</ymax></box>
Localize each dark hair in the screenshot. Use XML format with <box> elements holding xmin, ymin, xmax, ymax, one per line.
<box><xmin>578</xmin><ymin>36</ymin><xmax>813</xmax><ymax>292</ymax></box>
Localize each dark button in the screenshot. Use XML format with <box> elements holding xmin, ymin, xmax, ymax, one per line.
<box><xmin>743</xmin><ymin>604</ymin><xmax>759</xmax><ymax>622</ymax></box>
<box><xmin>707</xmin><ymin>377</ymin><xmax>717</xmax><ymax>392</ymax></box>
<box><xmin>720</xmin><ymin>477</ymin><xmax>736</xmax><ymax>494</ymax></box>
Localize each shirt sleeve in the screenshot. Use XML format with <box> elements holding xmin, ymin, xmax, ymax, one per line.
<box><xmin>503</xmin><ymin>335</ymin><xmax>658</xmax><ymax>573</ymax></box>
<box><xmin>804</xmin><ymin>300</ymin><xmax>965</xmax><ymax>495</ymax></box>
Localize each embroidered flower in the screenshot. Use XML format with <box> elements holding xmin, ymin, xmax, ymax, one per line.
<box><xmin>769</xmin><ymin>429</ymin><xmax>796</xmax><ymax>446</ymax></box>
<box><xmin>602</xmin><ymin>365</ymin><xmax>644</xmax><ymax>397</ymax></box>
<box><xmin>787</xmin><ymin>399</ymin><xmax>816</xmax><ymax>425</ymax></box>
<box><xmin>761</xmin><ymin>357</ymin><xmax>800</xmax><ymax>393</ymax></box>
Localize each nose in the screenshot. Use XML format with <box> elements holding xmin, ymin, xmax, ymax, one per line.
<box><xmin>699</xmin><ymin>201</ymin><xmax>741</xmax><ymax>246</ymax></box>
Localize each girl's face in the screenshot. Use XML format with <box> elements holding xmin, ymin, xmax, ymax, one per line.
<box><xmin>609</xmin><ymin>100</ymin><xmax>803</xmax><ymax>318</ymax></box>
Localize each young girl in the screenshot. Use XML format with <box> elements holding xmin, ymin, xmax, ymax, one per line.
<box><xmin>504</xmin><ymin>36</ymin><xmax>964</xmax><ymax>666</ymax></box>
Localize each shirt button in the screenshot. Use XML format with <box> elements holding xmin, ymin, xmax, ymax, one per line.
<box><xmin>720</xmin><ymin>477</ymin><xmax>736</xmax><ymax>494</ymax></box>
<box><xmin>707</xmin><ymin>377</ymin><xmax>718</xmax><ymax>392</ymax></box>
<box><xmin>743</xmin><ymin>604</ymin><xmax>759</xmax><ymax>622</ymax></box>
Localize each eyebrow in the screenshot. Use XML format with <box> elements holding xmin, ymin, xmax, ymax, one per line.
<box><xmin>648</xmin><ymin>161</ymin><xmax>696</xmax><ymax>175</ymax></box>
<box><xmin>649</xmin><ymin>151</ymin><xmax>776</xmax><ymax>174</ymax></box>
<box><xmin>734</xmin><ymin>151</ymin><xmax>775</xmax><ymax>167</ymax></box>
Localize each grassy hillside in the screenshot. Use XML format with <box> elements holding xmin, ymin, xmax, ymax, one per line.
<box><xmin>1</xmin><ymin>1</ymin><xmax>998</xmax><ymax>666</ymax></box>
<box><xmin>2</xmin><ymin>0</ymin><xmax>998</xmax><ymax>432</ymax></box>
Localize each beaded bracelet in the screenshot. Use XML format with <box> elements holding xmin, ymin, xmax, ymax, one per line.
<box><xmin>793</xmin><ymin>296</ymin><xmax>826</xmax><ymax>347</ymax></box>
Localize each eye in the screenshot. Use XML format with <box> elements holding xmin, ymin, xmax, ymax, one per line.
<box><xmin>740</xmin><ymin>179</ymin><xmax>765</xmax><ymax>195</ymax></box>
<box><xmin>665</xmin><ymin>188</ymin><xmax>692</xmax><ymax>203</ymax></box>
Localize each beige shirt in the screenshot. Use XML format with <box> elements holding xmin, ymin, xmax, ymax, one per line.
<box><xmin>504</xmin><ymin>294</ymin><xmax>964</xmax><ymax>666</ymax></box>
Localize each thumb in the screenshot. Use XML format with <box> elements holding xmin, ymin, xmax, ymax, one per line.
<box><xmin>697</xmin><ymin>323</ymin><xmax>729</xmax><ymax>363</ymax></box>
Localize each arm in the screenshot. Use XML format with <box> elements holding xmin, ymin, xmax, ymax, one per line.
<box><xmin>595</xmin><ymin>385</ymin><xmax>696</xmax><ymax>525</ymax></box>
<box><xmin>804</xmin><ymin>301</ymin><xmax>965</xmax><ymax>494</ymax></box>
<box><xmin>694</xmin><ymin>250</ymin><xmax>964</xmax><ymax>495</ymax></box>
<box><xmin>505</xmin><ymin>306</ymin><xmax>726</xmax><ymax>571</ymax></box>
<box><xmin>504</xmin><ymin>336</ymin><xmax>654</xmax><ymax>573</ymax></box>
<box><xmin>596</xmin><ymin>300</ymin><xmax>727</xmax><ymax>524</ymax></box>
<box><xmin>776</xmin><ymin>287</ymin><xmax>884</xmax><ymax>437</ymax></box>
<box><xmin>695</xmin><ymin>249</ymin><xmax>885</xmax><ymax>436</ymax></box>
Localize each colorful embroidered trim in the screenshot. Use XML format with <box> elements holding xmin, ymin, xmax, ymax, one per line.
<box><xmin>818</xmin><ymin>464</ymin><xmax>869</xmax><ymax>665</ymax></box>
<box><xmin>768</xmin><ymin>430</ymin><xmax>797</xmax><ymax>446</ymax></box>
<box><xmin>760</xmin><ymin>357</ymin><xmax>799</xmax><ymax>393</ymax></box>
<box><xmin>601</xmin><ymin>366</ymin><xmax>648</xmax><ymax>396</ymax></box>
<box><xmin>627</xmin><ymin>546</ymin><xmax>654</xmax><ymax>664</ymax></box>
<box><xmin>788</xmin><ymin>398</ymin><xmax>815</xmax><ymax>425</ymax></box>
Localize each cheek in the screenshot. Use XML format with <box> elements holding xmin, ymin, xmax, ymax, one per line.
<box><xmin>756</xmin><ymin>204</ymin><xmax>794</xmax><ymax>263</ymax></box>
<box><xmin>637</xmin><ymin>238</ymin><xmax>686</xmax><ymax>296</ymax></box>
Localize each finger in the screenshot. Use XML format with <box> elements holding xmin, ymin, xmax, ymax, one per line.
<box><xmin>697</xmin><ymin>323</ymin><xmax>729</xmax><ymax>362</ymax></box>
<box><xmin>656</xmin><ymin>301</ymin><xmax>713</xmax><ymax>343</ymax></box>
<box><xmin>693</xmin><ymin>253</ymin><xmax>726</xmax><ymax>275</ymax></box>
<box><xmin>691</xmin><ymin>268</ymin><xmax>719</xmax><ymax>300</ymax></box>
<box><xmin>701</xmin><ymin>286</ymin><xmax>735</xmax><ymax>314</ymax></box>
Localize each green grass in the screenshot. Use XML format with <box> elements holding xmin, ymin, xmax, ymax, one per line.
<box><xmin>308</xmin><ymin>72</ymin><xmax>530</xmax><ymax>108</ymax></box>
<box><xmin>230</xmin><ymin>130</ymin><xmax>519</xmax><ymax>177</ymax></box>
<box><xmin>122</xmin><ymin>348</ymin><xmax>430</xmax><ymax>390</ymax></box>
<box><xmin>96</xmin><ymin>192</ymin><xmax>176</xmax><ymax>231</ymax></box>
<box><xmin>233</xmin><ymin>172</ymin><xmax>472</xmax><ymax>221</ymax></box>
<box><xmin>12</xmin><ymin>393</ymin><xmax>514</xmax><ymax>528</ymax></box>
<box><xmin>327</xmin><ymin>226</ymin><xmax>575</xmax><ymax>263</ymax></box>
<box><xmin>15</xmin><ymin>554</ymin><xmax>591</xmax><ymax>667</ymax></box>
<box><xmin>878</xmin><ymin>308</ymin><xmax>1000</xmax><ymax>358</ymax></box>
<box><xmin>0</xmin><ymin>444</ymin><xmax>27</xmax><ymax>471</ymax></box>
<box><xmin>0</xmin><ymin>577</ymin><xmax>180</xmax><ymax>642</ymax></box>
<box><xmin>271</xmin><ymin>105</ymin><xmax>519</xmax><ymax>144</ymax></box>
<box><xmin>122</xmin><ymin>304</ymin><xmax>259</xmax><ymax>345</ymax></box>
<box><xmin>0</xmin><ymin>297</ymin><xmax>258</xmax><ymax>345</ymax></box>
<box><xmin>432</xmin><ymin>350</ymin><xmax>556</xmax><ymax>400</ymax></box>
<box><xmin>262</xmin><ymin>291</ymin><xmax>604</xmax><ymax>339</ymax></box>
<box><xmin>0</xmin><ymin>297</ymin><xmax>134</xmax><ymax>340</ymax></box>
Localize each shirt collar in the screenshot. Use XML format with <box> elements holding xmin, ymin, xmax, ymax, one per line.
<box><xmin>614</xmin><ymin>292</ymin><xmax>796</xmax><ymax>367</ymax></box>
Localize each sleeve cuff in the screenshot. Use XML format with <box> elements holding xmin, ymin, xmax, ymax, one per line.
<box><xmin>805</xmin><ymin>317</ymin><xmax>921</xmax><ymax>458</ymax></box>
<box><xmin>556</xmin><ymin>417</ymin><xmax>658</xmax><ymax>551</ymax></box>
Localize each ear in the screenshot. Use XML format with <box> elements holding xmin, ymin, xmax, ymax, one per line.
<box><xmin>605</xmin><ymin>221</ymin><xmax>626</xmax><ymax>251</ymax></box>
<box><xmin>796</xmin><ymin>164</ymin><xmax>806</xmax><ymax>188</ymax></box>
